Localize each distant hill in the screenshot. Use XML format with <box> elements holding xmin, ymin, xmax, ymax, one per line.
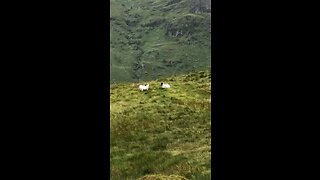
<box><xmin>110</xmin><ymin>70</ymin><xmax>211</xmax><ymax>179</ymax></box>
<box><xmin>110</xmin><ymin>0</ymin><xmax>211</xmax><ymax>83</ymax></box>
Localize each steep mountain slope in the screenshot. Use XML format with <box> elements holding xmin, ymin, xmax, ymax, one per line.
<box><xmin>110</xmin><ymin>70</ymin><xmax>211</xmax><ymax>179</ymax></box>
<box><xmin>110</xmin><ymin>0</ymin><xmax>211</xmax><ymax>83</ymax></box>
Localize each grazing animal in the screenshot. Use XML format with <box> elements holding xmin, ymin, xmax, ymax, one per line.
<box><xmin>139</xmin><ymin>84</ymin><xmax>149</xmax><ymax>91</ymax></box>
<box><xmin>161</xmin><ymin>83</ymin><xmax>170</xmax><ymax>89</ymax></box>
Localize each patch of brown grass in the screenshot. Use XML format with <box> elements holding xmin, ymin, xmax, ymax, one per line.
<box><xmin>137</xmin><ymin>174</ymin><xmax>188</xmax><ymax>180</ymax></box>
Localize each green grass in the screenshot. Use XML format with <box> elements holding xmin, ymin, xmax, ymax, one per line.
<box><xmin>110</xmin><ymin>70</ymin><xmax>211</xmax><ymax>180</ymax></box>
<box><xmin>110</xmin><ymin>0</ymin><xmax>211</xmax><ymax>83</ymax></box>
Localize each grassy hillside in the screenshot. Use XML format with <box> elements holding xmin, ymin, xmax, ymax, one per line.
<box><xmin>110</xmin><ymin>0</ymin><xmax>211</xmax><ymax>83</ymax></box>
<box><xmin>110</xmin><ymin>70</ymin><xmax>211</xmax><ymax>179</ymax></box>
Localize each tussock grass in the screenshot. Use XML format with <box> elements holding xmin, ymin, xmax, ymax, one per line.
<box><xmin>137</xmin><ymin>174</ymin><xmax>188</xmax><ymax>180</ymax></box>
<box><xmin>110</xmin><ymin>71</ymin><xmax>211</xmax><ymax>180</ymax></box>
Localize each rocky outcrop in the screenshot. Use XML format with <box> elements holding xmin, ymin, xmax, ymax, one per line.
<box><xmin>190</xmin><ymin>0</ymin><xmax>211</xmax><ymax>13</ymax></box>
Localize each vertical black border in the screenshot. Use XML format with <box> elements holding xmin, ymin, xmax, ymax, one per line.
<box><xmin>212</xmin><ymin>0</ymin><xmax>225</xmax><ymax>179</ymax></box>
<box><xmin>96</xmin><ymin>0</ymin><xmax>110</xmax><ymax>179</ymax></box>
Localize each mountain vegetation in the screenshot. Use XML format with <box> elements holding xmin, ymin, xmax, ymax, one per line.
<box><xmin>110</xmin><ymin>70</ymin><xmax>211</xmax><ymax>179</ymax></box>
<box><xmin>110</xmin><ymin>0</ymin><xmax>211</xmax><ymax>83</ymax></box>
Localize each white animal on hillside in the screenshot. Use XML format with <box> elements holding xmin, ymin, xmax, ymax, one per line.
<box><xmin>161</xmin><ymin>83</ymin><xmax>170</xmax><ymax>89</ymax></box>
<box><xmin>139</xmin><ymin>84</ymin><xmax>149</xmax><ymax>91</ymax></box>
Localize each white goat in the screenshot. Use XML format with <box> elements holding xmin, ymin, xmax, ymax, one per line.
<box><xmin>161</xmin><ymin>82</ymin><xmax>170</xmax><ymax>89</ymax></box>
<box><xmin>139</xmin><ymin>84</ymin><xmax>149</xmax><ymax>91</ymax></box>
